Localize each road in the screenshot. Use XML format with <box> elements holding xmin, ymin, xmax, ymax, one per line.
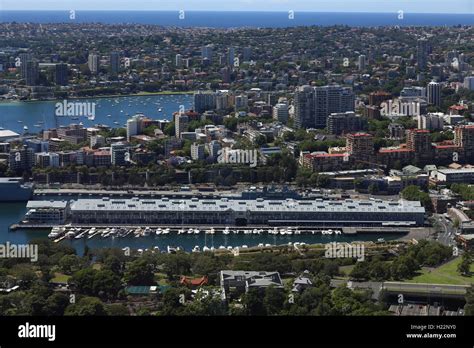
<box><xmin>382</xmin><ymin>281</ymin><xmax>469</xmax><ymax>297</ymax></box>
<box><xmin>432</xmin><ymin>214</ymin><xmax>456</xmax><ymax>247</ymax></box>
<box><xmin>330</xmin><ymin>279</ymin><xmax>383</xmax><ymax>299</ymax></box>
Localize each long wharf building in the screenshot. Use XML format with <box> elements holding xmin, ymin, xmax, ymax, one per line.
<box><xmin>69</xmin><ymin>197</ymin><xmax>425</xmax><ymax>227</ymax></box>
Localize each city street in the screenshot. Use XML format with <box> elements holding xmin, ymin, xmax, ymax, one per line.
<box><xmin>433</xmin><ymin>214</ymin><xmax>456</xmax><ymax>247</ymax></box>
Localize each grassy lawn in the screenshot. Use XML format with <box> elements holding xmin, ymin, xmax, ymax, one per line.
<box><xmin>407</xmin><ymin>257</ymin><xmax>474</xmax><ymax>285</ymax></box>
<box><xmin>51</xmin><ymin>273</ymin><xmax>71</xmax><ymax>284</ymax></box>
<box><xmin>154</xmin><ymin>272</ymin><xmax>170</xmax><ymax>286</ymax></box>
<box><xmin>339</xmin><ymin>264</ymin><xmax>355</xmax><ymax>278</ymax></box>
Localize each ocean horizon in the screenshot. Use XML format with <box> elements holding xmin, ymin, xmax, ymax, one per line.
<box><xmin>0</xmin><ymin>10</ymin><xmax>473</xmax><ymax>27</ymax></box>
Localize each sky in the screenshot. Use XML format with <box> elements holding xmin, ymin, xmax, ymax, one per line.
<box><xmin>1</xmin><ymin>0</ymin><xmax>473</xmax><ymax>14</ymax></box>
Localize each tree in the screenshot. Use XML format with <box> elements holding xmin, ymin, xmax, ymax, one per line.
<box><xmin>59</xmin><ymin>254</ymin><xmax>84</xmax><ymax>275</ymax></box>
<box><xmin>369</xmin><ymin>261</ymin><xmax>390</xmax><ymax>281</ymax></box>
<box><xmin>163</xmin><ymin>122</ymin><xmax>176</xmax><ymax>136</ymax></box>
<box><xmin>191</xmin><ymin>254</ymin><xmax>223</xmax><ymax>281</ymax></box>
<box><xmin>65</xmin><ymin>296</ymin><xmax>108</xmax><ymax>316</ymax></box>
<box><xmin>15</xmin><ymin>267</ymin><xmax>37</xmax><ymax>288</ymax></box>
<box><xmin>106</xmin><ymin>304</ymin><xmax>130</xmax><ymax>316</ymax></box>
<box><xmin>70</xmin><ymin>268</ymin><xmax>96</xmax><ymax>295</ymax></box>
<box><xmin>163</xmin><ymin>253</ymin><xmax>192</xmax><ymax>279</ymax></box>
<box><xmin>223</xmin><ymin>117</ymin><xmax>238</xmax><ymax>132</ymax></box>
<box><xmin>92</xmin><ymin>270</ymin><xmax>123</xmax><ymax>300</ymax></box>
<box><xmin>457</xmin><ymin>253</ymin><xmax>472</xmax><ymax>276</ymax></box>
<box><xmin>391</xmin><ymin>255</ymin><xmax>419</xmax><ymax>280</ymax></box>
<box><xmin>465</xmin><ymin>285</ymin><xmax>474</xmax><ymax>316</ymax></box>
<box><xmin>294</xmin><ymin>283</ymin><xmax>333</xmax><ymax>316</ymax></box>
<box><xmin>159</xmin><ymin>287</ymin><xmax>190</xmax><ymax>316</ymax></box>
<box><xmin>44</xmin><ymin>293</ymin><xmax>70</xmax><ymax>316</ymax></box>
<box><xmin>242</xmin><ymin>288</ymin><xmax>266</xmax><ymax>315</ymax></box>
<box><xmin>263</xmin><ymin>286</ymin><xmax>286</xmax><ymax>315</ymax></box>
<box><xmin>350</xmin><ymin>261</ymin><xmax>370</xmax><ymax>280</ymax></box>
<box><xmin>401</xmin><ymin>185</ymin><xmax>433</xmax><ymax>212</ymax></box>
<box><xmin>103</xmin><ymin>255</ymin><xmax>124</xmax><ymax>275</ymax></box>
<box><xmin>407</xmin><ymin>240</ymin><xmax>452</xmax><ymax>267</ymax></box>
<box><xmin>184</xmin><ymin>292</ymin><xmax>227</xmax><ymax>316</ymax></box>
<box><xmin>124</xmin><ymin>259</ymin><xmax>155</xmax><ymax>285</ymax></box>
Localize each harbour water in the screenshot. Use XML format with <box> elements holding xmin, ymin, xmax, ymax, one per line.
<box><xmin>0</xmin><ymin>94</ymin><xmax>192</xmax><ymax>134</ymax></box>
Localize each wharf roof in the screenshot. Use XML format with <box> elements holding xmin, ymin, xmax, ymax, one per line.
<box><xmin>69</xmin><ymin>197</ymin><xmax>425</xmax><ymax>214</ymax></box>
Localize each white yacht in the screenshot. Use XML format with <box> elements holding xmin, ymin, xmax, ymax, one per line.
<box><xmin>48</xmin><ymin>231</ymin><xmax>60</xmax><ymax>239</ymax></box>
<box><xmin>65</xmin><ymin>231</ymin><xmax>76</xmax><ymax>239</ymax></box>
<box><xmin>109</xmin><ymin>228</ymin><xmax>117</xmax><ymax>238</ymax></box>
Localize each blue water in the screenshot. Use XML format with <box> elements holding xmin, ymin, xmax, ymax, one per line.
<box><xmin>0</xmin><ymin>94</ymin><xmax>192</xmax><ymax>134</ymax></box>
<box><xmin>1</xmin><ymin>11</ymin><xmax>473</xmax><ymax>27</ymax></box>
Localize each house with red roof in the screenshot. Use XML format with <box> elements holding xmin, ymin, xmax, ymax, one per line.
<box><xmin>179</xmin><ymin>275</ymin><xmax>209</xmax><ymax>288</ymax></box>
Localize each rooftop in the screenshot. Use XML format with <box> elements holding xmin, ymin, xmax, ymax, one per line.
<box><xmin>26</xmin><ymin>200</ymin><xmax>68</xmax><ymax>209</ymax></box>
<box><xmin>69</xmin><ymin>197</ymin><xmax>425</xmax><ymax>214</ymax></box>
<box><xmin>0</xmin><ymin>130</ymin><xmax>20</xmax><ymax>138</ymax></box>
<box><xmin>438</xmin><ymin>168</ymin><xmax>474</xmax><ymax>174</ymax></box>
<box><xmin>347</xmin><ymin>132</ymin><xmax>372</xmax><ymax>137</ymax></box>
<box><xmin>0</xmin><ymin>177</ymin><xmax>23</xmax><ymax>183</ymax></box>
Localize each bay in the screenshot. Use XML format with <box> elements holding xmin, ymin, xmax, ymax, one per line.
<box><xmin>0</xmin><ymin>94</ymin><xmax>192</xmax><ymax>134</ymax></box>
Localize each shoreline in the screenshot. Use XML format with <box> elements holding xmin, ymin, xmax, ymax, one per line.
<box><xmin>0</xmin><ymin>91</ymin><xmax>194</xmax><ymax>104</ymax></box>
